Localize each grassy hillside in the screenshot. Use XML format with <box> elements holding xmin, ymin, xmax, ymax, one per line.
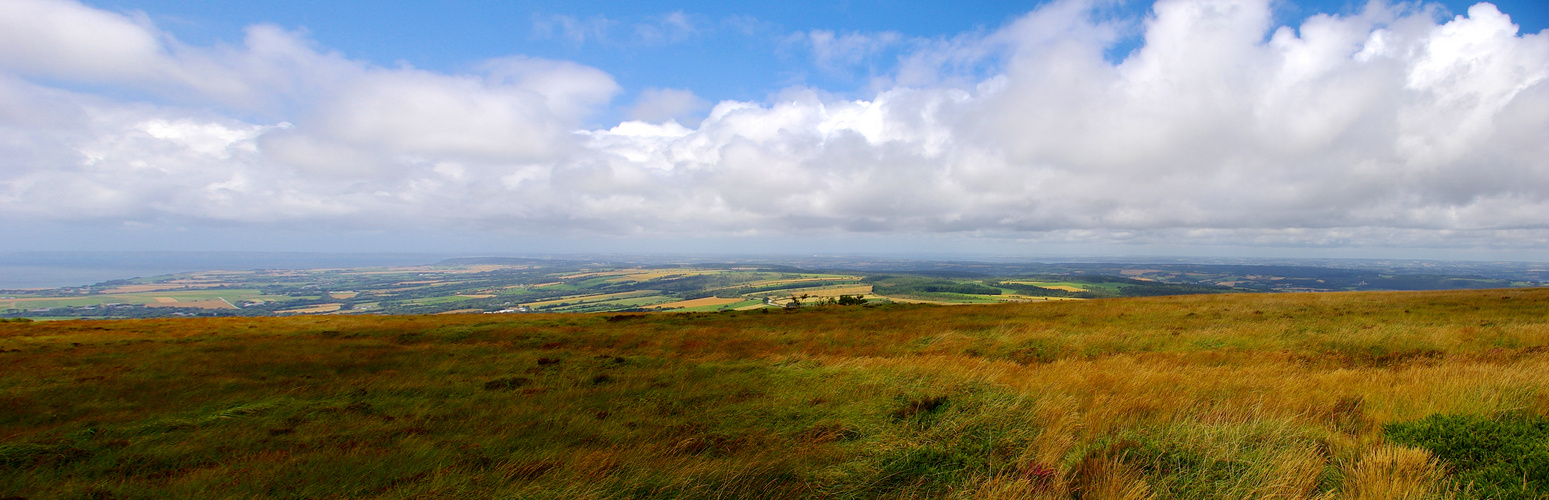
<box><xmin>3</xmin><ymin>288</ymin><xmax>1548</xmax><ymax>499</ymax></box>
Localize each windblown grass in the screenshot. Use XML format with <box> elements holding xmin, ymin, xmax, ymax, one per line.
<box><xmin>1</xmin><ymin>288</ymin><xmax>1547</xmax><ymax>499</ymax></box>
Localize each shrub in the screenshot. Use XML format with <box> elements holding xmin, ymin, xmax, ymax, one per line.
<box><xmin>1384</xmin><ymin>413</ymin><xmax>1549</xmax><ymax>499</ymax></box>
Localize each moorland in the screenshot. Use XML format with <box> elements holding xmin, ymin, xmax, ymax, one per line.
<box><xmin>3</xmin><ymin>287</ymin><xmax>1548</xmax><ymax>499</ymax></box>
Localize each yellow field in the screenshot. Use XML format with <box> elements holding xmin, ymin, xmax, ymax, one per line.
<box><xmin>329</xmin><ymin>292</ymin><xmax>359</xmax><ymax>299</ymax></box>
<box><xmin>650</xmin><ymin>297</ymin><xmax>743</xmax><ymax>309</ymax></box>
<box><xmin>275</xmin><ymin>304</ymin><xmax>342</xmax><ymax>314</ymax></box>
<box><xmin>152</xmin><ymin>297</ymin><xmax>178</xmax><ymax>303</ymax></box>
<box><xmin>1004</xmin><ymin>281</ymin><xmax>1087</xmax><ymax>292</ymax></box>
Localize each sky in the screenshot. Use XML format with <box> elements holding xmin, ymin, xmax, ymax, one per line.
<box><xmin>0</xmin><ymin>0</ymin><xmax>1547</xmax><ymax>261</ymax></box>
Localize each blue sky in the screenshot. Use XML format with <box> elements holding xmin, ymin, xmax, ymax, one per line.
<box><xmin>84</xmin><ymin>0</ymin><xmax>1549</xmax><ymax>115</ymax></box>
<box><xmin>1</xmin><ymin>0</ymin><xmax>1547</xmax><ymax>260</ymax></box>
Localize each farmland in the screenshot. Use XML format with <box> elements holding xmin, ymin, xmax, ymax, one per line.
<box><xmin>4</xmin><ymin>256</ymin><xmax>1546</xmax><ymax>320</ymax></box>
<box><xmin>2</xmin><ymin>288</ymin><xmax>1547</xmax><ymax>498</ymax></box>
<box><xmin>0</xmin><ymin>260</ymin><xmax>1220</xmax><ymax>319</ymax></box>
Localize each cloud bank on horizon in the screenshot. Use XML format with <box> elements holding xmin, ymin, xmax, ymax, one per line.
<box><xmin>0</xmin><ymin>0</ymin><xmax>1546</xmax><ymax>254</ymax></box>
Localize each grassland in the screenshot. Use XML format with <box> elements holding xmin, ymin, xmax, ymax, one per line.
<box><xmin>3</xmin><ymin>288</ymin><xmax>1548</xmax><ymax>499</ymax></box>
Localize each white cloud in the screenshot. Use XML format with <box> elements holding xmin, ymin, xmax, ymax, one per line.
<box><xmin>0</xmin><ymin>0</ymin><xmax>1546</xmax><ymax>253</ymax></box>
<box><xmin>805</xmin><ymin>30</ymin><xmax>904</xmax><ymax>72</ymax></box>
<box><xmin>634</xmin><ymin>11</ymin><xmax>698</xmax><ymax>44</ymax></box>
<box><xmin>533</xmin><ymin>11</ymin><xmax>701</xmax><ymax>47</ymax></box>
<box><xmin>0</xmin><ymin>0</ymin><xmax>166</xmax><ymax>83</ymax></box>
<box><xmin>628</xmin><ymin>88</ymin><xmax>710</xmax><ymax>124</ymax></box>
<box><xmin>532</xmin><ymin>14</ymin><xmax>615</xmax><ymax>45</ymax></box>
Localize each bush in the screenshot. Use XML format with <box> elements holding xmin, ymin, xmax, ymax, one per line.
<box><xmin>1384</xmin><ymin>413</ymin><xmax>1549</xmax><ymax>499</ymax></box>
<box><xmin>836</xmin><ymin>295</ymin><xmax>866</xmax><ymax>306</ymax></box>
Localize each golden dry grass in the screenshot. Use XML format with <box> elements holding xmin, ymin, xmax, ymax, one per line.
<box><xmin>1344</xmin><ymin>445</ymin><xmax>1447</xmax><ymax>500</ymax></box>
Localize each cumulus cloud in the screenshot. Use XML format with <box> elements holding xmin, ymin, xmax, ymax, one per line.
<box><xmin>0</xmin><ymin>0</ymin><xmax>1547</xmax><ymax>252</ymax></box>
<box><xmin>0</xmin><ymin>0</ymin><xmax>166</xmax><ymax>83</ymax></box>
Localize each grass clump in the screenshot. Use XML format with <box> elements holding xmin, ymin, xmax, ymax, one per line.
<box><xmin>1384</xmin><ymin>413</ymin><xmax>1549</xmax><ymax>499</ymax></box>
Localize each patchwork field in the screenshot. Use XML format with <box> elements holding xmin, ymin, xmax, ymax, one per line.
<box><xmin>12</xmin><ymin>257</ymin><xmax>1541</xmax><ymax>320</ymax></box>
<box><xmin>3</xmin><ymin>288</ymin><xmax>1547</xmax><ymax>499</ymax></box>
<box><xmin>650</xmin><ymin>296</ymin><xmax>746</xmax><ymax>310</ymax></box>
<box><xmin>144</xmin><ymin>299</ymin><xmax>235</xmax><ymax>310</ymax></box>
<box><xmin>520</xmin><ymin>291</ymin><xmax>665</xmax><ymax>309</ymax></box>
<box><xmin>0</xmin><ymin>289</ymin><xmax>288</xmax><ymax>312</ymax></box>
